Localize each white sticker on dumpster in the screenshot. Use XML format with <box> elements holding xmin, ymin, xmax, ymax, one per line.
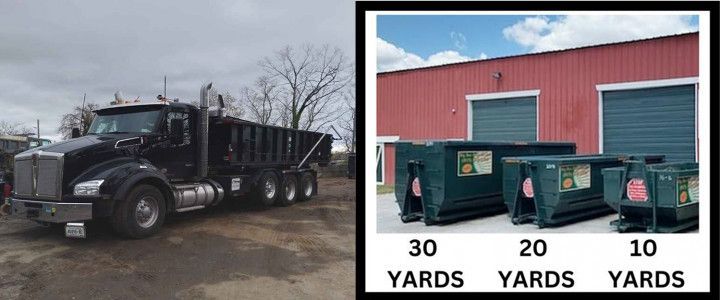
<box><xmin>411</xmin><ymin>177</ymin><xmax>421</xmax><ymax>197</ymax></box>
<box><xmin>559</xmin><ymin>164</ymin><xmax>591</xmax><ymax>192</ymax></box>
<box><xmin>457</xmin><ymin>151</ymin><xmax>492</xmax><ymax>177</ymax></box>
<box><xmin>522</xmin><ymin>177</ymin><xmax>534</xmax><ymax>198</ymax></box>
<box><xmin>677</xmin><ymin>175</ymin><xmax>699</xmax><ymax>207</ymax></box>
<box><xmin>626</xmin><ymin>178</ymin><xmax>648</xmax><ymax>201</ymax></box>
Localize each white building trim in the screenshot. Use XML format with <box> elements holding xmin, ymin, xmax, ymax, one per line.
<box><xmin>376</xmin><ymin>135</ymin><xmax>400</xmax><ymax>143</ymax></box>
<box><xmin>375</xmin><ymin>144</ymin><xmax>385</xmax><ymax>185</ymax></box>
<box><xmin>595</xmin><ymin>77</ymin><xmax>698</xmax><ymax>91</ymax></box>
<box><xmin>375</xmin><ymin>136</ymin><xmax>399</xmax><ymax>185</ymax></box>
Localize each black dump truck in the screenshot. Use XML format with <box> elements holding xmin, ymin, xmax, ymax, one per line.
<box><xmin>3</xmin><ymin>83</ymin><xmax>332</xmax><ymax>238</ymax></box>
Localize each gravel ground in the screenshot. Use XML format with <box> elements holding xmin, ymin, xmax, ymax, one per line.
<box><xmin>0</xmin><ymin>178</ymin><xmax>356</xmax><ymax>300</ymax></box>
<box><xmin>376</xmin><ymin>193</ymin><xmax>698</xmax><ymax>234</ymax></box>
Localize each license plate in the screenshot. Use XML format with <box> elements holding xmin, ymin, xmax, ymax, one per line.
<box><xmin>65</xmin><ymin>223</ymin><xmax>86</xmax><ymax>238</ymax></box>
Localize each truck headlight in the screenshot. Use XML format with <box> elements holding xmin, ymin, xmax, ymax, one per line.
<box><xmin>74</xmin><ymin>179</ymin><xmax>104</xmax><ymax>196</ymax></box>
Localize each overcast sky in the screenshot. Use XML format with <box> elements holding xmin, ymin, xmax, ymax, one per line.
<box><xmin>0</xmin><ymin>0</ymin><xmax>354</xmax><ymax>141</ymax></box>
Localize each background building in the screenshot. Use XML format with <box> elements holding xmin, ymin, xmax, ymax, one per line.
<box><xmin>377</xmin><ymin>32</ymin><xmax>699</xmax><ymax>185</ymax></box>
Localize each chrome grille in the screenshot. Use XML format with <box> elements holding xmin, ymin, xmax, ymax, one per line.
<box><xmin>13</xmin><ymin>159</ymin><xmax>32</xmax><ymax>195</ymax></box>
<box><xmin>13</xmin><ymin>151</ymin><xmax>64</xmax><ymax>200</ymax></box>
<box><xmin>37</xmin><ymin>159</ymin><xmax>60</xmax><ymax>196</ymax></box>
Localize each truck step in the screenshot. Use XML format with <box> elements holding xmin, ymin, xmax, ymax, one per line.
<box><xmin>175</xmin><ymin>205</ymin><xmax>205</xmax><ymax>213</ymax></box>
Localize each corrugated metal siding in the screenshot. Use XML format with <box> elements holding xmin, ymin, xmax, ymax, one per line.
<box><xmin>377</xmin><ymin>33</ymin><xmax>698</xmax><ymax>184</ymax></box>
<box><xmin>472</xmin><ymin>97</ymin><xmax>536</xmax><ymax>141</ymax></box>
<box><xmin>602</xmin><ymin>85</ymin><xmax>696</xmax><ymax>161</ymax></box>
<box><xmin>384</xmin><ymin>143</ymin><xmax>395</xmax><ymax>185</ymax></box>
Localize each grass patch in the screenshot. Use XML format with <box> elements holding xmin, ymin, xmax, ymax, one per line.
<box><xmin>377</xmin><ymin>184</ymin><xmax>394</xmax><ymax>194</ymax></box>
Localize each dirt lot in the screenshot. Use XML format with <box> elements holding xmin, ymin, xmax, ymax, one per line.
<box><xmin>0</xmin><ymin>178</ymin><xmax>356</xmax><ymax>299</ymax></box>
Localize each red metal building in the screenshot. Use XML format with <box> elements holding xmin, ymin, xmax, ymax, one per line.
<box><xmin>377</xmin><ymin>33</ymin><xmax>699</xmax><ymax>185</ymax></box>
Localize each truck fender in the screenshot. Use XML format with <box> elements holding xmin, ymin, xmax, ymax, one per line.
<box><xmin>111</xmin><ymin>170</ymin><xmax>174</xmax><ymax>212</ymax></box>
<box><xmin>251</xmin><ymin>168</ymin><xmax>284</xmax><ymax>186</ymax></box>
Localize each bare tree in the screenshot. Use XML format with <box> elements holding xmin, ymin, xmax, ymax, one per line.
<box><xmin>276</xmin><ymin>102</ymin><xmax>292</xmax><ymax>128</ymax></box>
<box><xmin>57</xmin><ymin>103</ymin><xmax>99</xmax><ymax>140</ymax></box>
<box><xmin>221</xmin><ymin>92</ymin><xmax>243</xmax><ymax>118</ymax></box>
<box><xmin>337</xmin><ymin>86</ymin><xmax>355</xmax><ymax>152</ymax></box>
<box><xmin>260</xmin><ymin>44</ymin><xmax>353</xmax><ymax>130</ymax></box>
<box><xmin>0</xmin><ymin>121</ymin><xmax>33</xmax><ymax>136</ymax></box>
<box><xmin>242</xmin><ymin>76</ymin><xmax>279</xmax><ymax>125</ymax></box>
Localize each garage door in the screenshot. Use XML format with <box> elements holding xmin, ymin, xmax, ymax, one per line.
<box><xmin>471</xmin><ymin>96</ymin><xmax>537</xmax><ymax>141</ymax></box>
<box><xmin>602</xmin><ymin>84</ymin><xmax>696</xmax><ymax>161</ymax></box>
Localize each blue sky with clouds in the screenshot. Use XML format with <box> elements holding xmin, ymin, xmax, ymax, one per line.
<box><xmin>377</xmin><ymin>14</ymin><xmax>699</xmax><ymax>72</ymax></box>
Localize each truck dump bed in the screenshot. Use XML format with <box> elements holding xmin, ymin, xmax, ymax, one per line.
<box><xmin>208</xmin><ymin>116</ymin><xmax>332</xmax><ymax>168</ymax></box>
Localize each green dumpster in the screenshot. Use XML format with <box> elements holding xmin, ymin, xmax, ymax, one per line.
<box><xmin>396</xmin><ymin>140</ymin><xmax>576</xmax><ymax>225</ymax></box>
<box><xmin>502</xmin><ymin>154</ymin><xmax>665</xmax><ymax>228</ymax></box>
<box><xmin>602</xmin><ymin>160</ymin><xmax>699</xmax><ymax>233</ymax></box>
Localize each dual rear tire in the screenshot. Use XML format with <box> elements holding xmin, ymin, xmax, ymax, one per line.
<box><xmin>256</xmin><ymin>172</ymin><xmax>315</xmax><ymax>207</ymax></box>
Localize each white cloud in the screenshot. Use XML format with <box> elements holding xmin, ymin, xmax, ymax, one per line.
<box><xmin>426</xmin><ymin>51</ymin><xmax>471</xmax><ymax>66</ymax></box>
<box><xmin>503</xmin><ymin>15</ymin><xmax>698</xmax><ymax>52</ymax></box>
<box><xmin>377</xmin><ymin>38</ymin><xmax>487</xmax><ymax>72</ymax></box>
<box><xmin>450</xmin><ymin>31</ymin><xmax>467</xmax><ymax>50</ymax></box>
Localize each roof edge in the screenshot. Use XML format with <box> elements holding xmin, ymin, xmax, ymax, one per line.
<box><xmin>377</xmin><ymin>31</ymin><xmax>699</xmax><ymax>76</ymax></box>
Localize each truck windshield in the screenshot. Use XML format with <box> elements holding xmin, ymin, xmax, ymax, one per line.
<box><xmin>88</xmin><ymin>109</ymin><xmax>161</xmax><ymax>134</ymax></box>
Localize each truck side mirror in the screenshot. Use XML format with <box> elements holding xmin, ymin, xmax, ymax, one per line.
<box><xmin>170</xmin><ymin>119</ymin><xmax>184</xmax><ymax>144</ymax></box>
<box><xmin>71</xmin><ymin>128</ymin><xmax>81</xmax><ymax>138</ymax></box>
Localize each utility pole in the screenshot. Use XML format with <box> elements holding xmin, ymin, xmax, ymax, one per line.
<box><xmin>36</xmin><ymin>119</ymin><xmax>40</xmax><ymax>140</ymax></box>
<box><xmin>163</xmin><ymin>75</ymin><xmax>167</xmax><ymax>97</ymax></box>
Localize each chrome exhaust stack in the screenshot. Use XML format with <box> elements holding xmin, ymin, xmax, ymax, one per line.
<box><xmin>198</xmin><ymin>82</ymin><xmax>212</xmax><ymax>178</ymax></box>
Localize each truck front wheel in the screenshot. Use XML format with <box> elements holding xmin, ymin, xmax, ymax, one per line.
<box><xmin>256</xmin><ymin>172</ymin><xmax>279</xmax><ymax>207</ymax></box>
<box><xmin>112</xmin><ymin>184</ymin><xmax>166</xmax><ymax>239</ymax></box>
<box><xmin>299</xmin><ymin>173</ymin><xmax>315</xmax><ymax>201</ymax></box>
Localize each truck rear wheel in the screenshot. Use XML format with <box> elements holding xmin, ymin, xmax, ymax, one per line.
<box><xmin>256</xmin><ymin>172</ymin><xmax>279</xmax><ymax>207</ymax></box>
<box><xmin>277</xmin><ymin>174</ymin><xmax>298</xmax><ymax>207</ymax></box>
<box><xmin>299</xmin><ymin>173</ymin><xmax>315</xmax><ymax>201</ymax></box>
<box><xmin>112</xmin><ymin>184</ymin><xmax>166</xmax><ymax>239</ymax></box>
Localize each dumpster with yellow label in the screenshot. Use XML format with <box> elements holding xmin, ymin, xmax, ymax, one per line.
<box><xmin>395</xmin><ymin>140</ymin><xmax>576</xmax><ymax>225</ymax></box>
<box><xmin>502</xmin><ymin>154</ymin><xmax>665</xmax><ymax>228</ymax></box>
<box><xmin>602</xmin><ymin>160</ymin><xmax>699</xmax><ymax>233</ymax></box>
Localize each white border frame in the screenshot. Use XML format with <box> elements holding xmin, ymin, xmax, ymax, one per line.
<box><xmin>465</xmin><ymin>89</ymin><xmax>540</xmax><ymax>141</ymax></box>
<box><xmin>596</xmin><ymin>76</ymin><xmax>698</xmax><ymax>161</ymax></box>
<box><xmin>368</xmin><ymin>11</ymin><xmax>709</xmax><ymax>293</ymax></box>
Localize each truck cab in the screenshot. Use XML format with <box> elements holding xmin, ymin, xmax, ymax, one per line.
<box><xmin>6</xmin><ymin>84</ymin><xmax>332</xmax><ymax>238</ymax></box>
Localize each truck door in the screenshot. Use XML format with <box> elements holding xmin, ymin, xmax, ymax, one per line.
<box><xmin>156</xmin><ymin>108</ymin><xmax>196</xmax><ymax>179</ymax></box>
